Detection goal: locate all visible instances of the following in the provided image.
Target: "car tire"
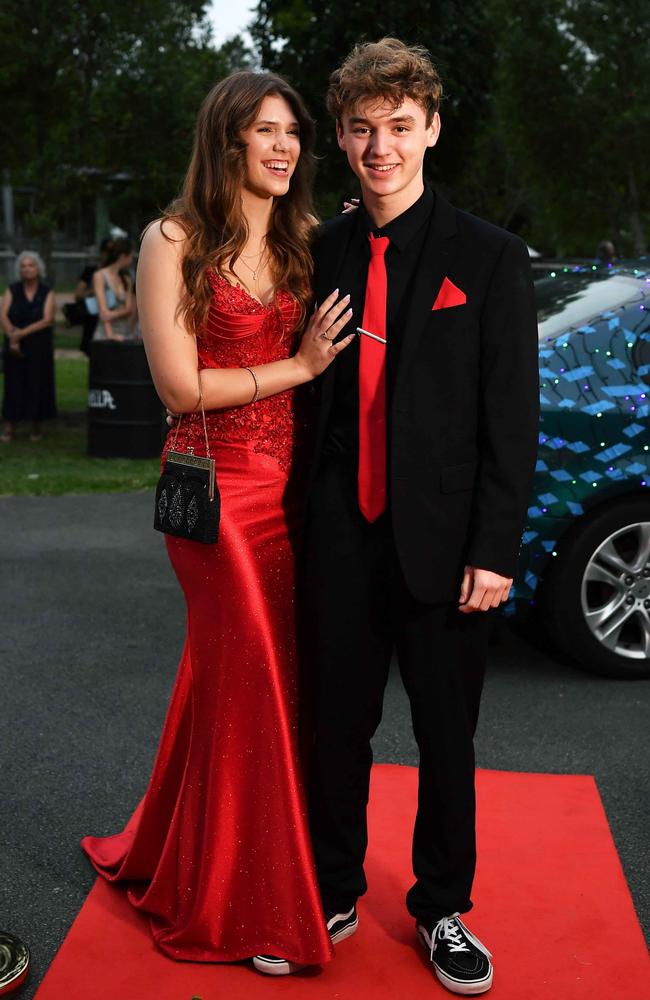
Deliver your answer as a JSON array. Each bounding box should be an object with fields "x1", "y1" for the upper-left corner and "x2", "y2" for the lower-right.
[{"x1": 537, "y1": 497, "x2": 650, "y2": 679}]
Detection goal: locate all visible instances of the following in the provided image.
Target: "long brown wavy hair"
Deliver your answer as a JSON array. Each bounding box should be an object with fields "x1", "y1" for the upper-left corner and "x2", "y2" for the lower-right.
[{"x1": 161, "y1": 71, "x2": 317, "y2": 335}]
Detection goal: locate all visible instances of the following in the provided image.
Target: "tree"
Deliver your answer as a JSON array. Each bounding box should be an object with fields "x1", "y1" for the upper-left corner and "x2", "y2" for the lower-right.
[
  {"x1": 251, "y1": 0, "x2": 650, "y2": 255},
  {"x1": 0, "y1": 0, "x2": 253, "y2": 262},
  {"x1": 489, "y1": 0, "x2": 650, "y2": 254},
  {"x1": 251, "y1": 0, "x2": 501, "y2": 220}
]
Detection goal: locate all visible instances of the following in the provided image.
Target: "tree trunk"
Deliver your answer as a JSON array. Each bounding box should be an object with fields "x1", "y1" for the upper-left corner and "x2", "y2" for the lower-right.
[
  {"x1": 40, "y1": 228, "x2": 54, "y2": 288},
  {"x1": 626, "y1": 166, "x2": 647, "y2": 255}
]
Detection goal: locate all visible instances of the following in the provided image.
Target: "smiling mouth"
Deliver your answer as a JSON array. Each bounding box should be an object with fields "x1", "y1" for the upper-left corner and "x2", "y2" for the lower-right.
[
  {"x1": 365, "y1": 163, "x2": 399, "y2": 171},
  {"x1": 263, "y1": 160, "x2": 289, "y2": 175}
]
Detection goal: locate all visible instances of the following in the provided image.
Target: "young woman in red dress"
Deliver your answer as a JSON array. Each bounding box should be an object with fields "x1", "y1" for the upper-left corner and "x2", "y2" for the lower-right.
[{"x1": 81, "y1": 71, "x2": 354, "y2": 975}]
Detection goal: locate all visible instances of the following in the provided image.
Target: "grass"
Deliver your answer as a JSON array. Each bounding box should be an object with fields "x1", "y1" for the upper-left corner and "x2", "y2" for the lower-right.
[
  {"x1": 56, "y1": 355, "x2": 88, "y2": 409},
  {"x1": 54, "y1": 329, "x2": 84, "y2": 351},
  {"x1": 0, "y1": 354, "x2": 160, "y2": 496}
]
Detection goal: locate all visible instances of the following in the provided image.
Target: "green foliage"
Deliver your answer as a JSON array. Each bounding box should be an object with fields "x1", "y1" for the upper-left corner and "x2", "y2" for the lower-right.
[
  {"x1": 0, "y1": 1, "x2": 253, "y2": 244},
  {"x1": 251, "y1": 0, "x2": 498, "y2": 219},
  {"x1": 250, "y1": 0, "x2": 650, "y2": 254},
  {"x1": 0, "y1": 356, "x2": 159, "y2": 496},
  {"x1": 2, "y1": 0, "x2": 648, "y2": 257},
  {"x1": 491, "y1": 0, "x2": 650, "y2": 254}
]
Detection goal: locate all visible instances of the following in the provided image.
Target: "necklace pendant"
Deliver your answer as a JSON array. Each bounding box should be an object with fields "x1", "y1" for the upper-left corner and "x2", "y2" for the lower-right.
[{"x1": 252, "y1": 270, "x2": 258, "y2": 281}]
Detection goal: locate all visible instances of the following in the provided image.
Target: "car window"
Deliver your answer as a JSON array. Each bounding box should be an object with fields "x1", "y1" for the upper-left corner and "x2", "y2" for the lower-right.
[{"x1": 536, "y1": 272, "x2": 643, "y2": 340}]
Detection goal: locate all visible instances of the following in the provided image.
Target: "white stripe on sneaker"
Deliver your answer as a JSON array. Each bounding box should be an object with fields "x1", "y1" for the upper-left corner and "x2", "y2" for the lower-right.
[
  {"x1": 252, "y1": 954, "x2": 304, "y2": 976},
  {"x1": 327, "y1": 907, "x2": 359, "y2": 944}
]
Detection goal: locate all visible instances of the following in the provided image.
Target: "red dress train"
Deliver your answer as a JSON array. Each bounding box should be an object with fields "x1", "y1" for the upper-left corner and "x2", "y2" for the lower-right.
[{"x1": 82, "y1": 274, "x2": 333, "y2": 967}]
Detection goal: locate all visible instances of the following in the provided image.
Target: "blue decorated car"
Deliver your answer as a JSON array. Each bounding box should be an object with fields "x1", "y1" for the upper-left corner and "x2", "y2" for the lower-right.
[{"x1": 514, "y1": 262, "x2": 650, "y2": 679}]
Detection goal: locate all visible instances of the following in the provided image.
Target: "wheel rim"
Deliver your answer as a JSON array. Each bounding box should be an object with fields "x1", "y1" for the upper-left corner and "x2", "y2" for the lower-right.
[
  {"x1": 581, "y1": 521, "x2": 650, "y2": 661},
  {"x1": 0, "y1": 932, "x2": 30, "y2": 994}
]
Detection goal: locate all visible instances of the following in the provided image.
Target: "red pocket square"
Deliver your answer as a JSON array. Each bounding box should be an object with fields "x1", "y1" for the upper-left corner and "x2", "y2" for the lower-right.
[{"x1": 432, "y1": 277, "x2": 466, "y2": 310}]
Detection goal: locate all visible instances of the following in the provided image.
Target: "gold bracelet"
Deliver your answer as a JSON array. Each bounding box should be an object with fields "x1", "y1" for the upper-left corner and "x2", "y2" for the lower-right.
[{"x1": 245, "y1": 366, "x2": 260, "y2": 403}]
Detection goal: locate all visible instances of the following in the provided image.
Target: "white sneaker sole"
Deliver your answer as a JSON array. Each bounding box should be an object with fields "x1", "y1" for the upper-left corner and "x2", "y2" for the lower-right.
[
  {"x1": 329, "y1": 912, "x2": 359, "y2": 944},
  {"x1": 432, "y1": 964, "x2": 493, "y2": 996},
  {"x1": 252, "y1": 909, "x2": 359, "y2": 974},
  {"x1": 417, "y1": 927, "x2": 493, "y2": 995},
  {"x1": 252, "y1": 955, "x2": 305, "y2": 976}
]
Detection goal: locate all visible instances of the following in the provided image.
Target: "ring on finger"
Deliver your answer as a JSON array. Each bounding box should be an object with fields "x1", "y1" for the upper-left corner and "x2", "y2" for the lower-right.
[{"x1": 320, "y1": 332, "x2": 334, "y2": 341}]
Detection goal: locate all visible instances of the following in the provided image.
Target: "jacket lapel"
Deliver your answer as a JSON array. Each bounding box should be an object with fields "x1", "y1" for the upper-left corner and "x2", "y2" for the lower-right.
[
  {"x1": 395, "y1": 192, "x2": 458, "y2": 394},
  {"x1": 313, "y1": 215, "x2": 357, "y2": 438},
  {"x1": 313, "y1": 214, "x2": 356, "y2": 310}
]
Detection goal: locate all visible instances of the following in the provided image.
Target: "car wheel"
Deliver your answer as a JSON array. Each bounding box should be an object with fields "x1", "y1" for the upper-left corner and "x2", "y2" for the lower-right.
[
  {"x1": 538, "y1": 498, "x2": 650, "y2": 679},
  {"x1": 0, "y1": 930, "x2": 30, "y2": 994}
]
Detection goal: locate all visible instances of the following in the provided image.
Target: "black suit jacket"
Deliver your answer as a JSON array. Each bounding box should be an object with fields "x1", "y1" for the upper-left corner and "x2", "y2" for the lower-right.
[{"x1": 309, "y1": 192, "x2": 540, "y2": 604}]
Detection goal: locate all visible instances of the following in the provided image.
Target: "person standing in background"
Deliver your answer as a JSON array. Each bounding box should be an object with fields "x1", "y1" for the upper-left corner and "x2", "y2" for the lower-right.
[
  {"x1": 72, "y1": 237, "x2": 115, "y2": 354},
  {"x1": 595, "y1": 239, "x2": 618, "y2": 265},
  {"x1": 91, "y1": 237, "x2": 136, "y2": 342},
  {"x1": 1, "y1": 251, "x2": 56, "y2": 443}
]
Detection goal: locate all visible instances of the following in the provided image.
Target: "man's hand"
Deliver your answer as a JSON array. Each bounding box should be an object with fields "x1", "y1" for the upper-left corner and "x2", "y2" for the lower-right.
[{"x1": 458, "y1": 566, "x2": 512, "y2": 613}]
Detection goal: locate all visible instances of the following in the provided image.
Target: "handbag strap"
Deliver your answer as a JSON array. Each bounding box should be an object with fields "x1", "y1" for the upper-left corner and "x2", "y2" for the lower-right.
[{"x1": 171, "y1": 374, "x2": 211, "y2": 459}]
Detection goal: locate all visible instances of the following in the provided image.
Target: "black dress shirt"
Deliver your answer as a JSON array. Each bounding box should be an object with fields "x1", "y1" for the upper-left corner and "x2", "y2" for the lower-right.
[{"x1": 323, "y1": 185, "x2": 435, "y2": 460}]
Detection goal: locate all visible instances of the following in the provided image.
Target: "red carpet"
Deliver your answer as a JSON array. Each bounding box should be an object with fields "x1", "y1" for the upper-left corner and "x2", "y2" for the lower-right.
[{"x1": 36, "y1": 766, "x2": 649, "y2": 999}]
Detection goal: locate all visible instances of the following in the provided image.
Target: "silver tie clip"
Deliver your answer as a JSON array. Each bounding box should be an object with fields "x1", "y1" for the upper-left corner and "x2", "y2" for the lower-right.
[{"x1": 356, "y1": 326, "x2": 387, "y2": 344}]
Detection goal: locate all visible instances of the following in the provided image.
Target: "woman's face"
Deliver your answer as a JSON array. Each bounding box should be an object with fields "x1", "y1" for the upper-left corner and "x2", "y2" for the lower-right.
[
  {"x1": 100, "y1": 241, "x2": 115, "y2": 265},
  {"x1": 240, "y1": 94, "x2": 301, "y2": 200},
  {"x1": 20, "y1": 257, "x2": 39, "y2": 281}
]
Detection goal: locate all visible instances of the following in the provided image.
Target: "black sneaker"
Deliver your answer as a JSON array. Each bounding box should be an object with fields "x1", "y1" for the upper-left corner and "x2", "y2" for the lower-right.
[
  {"x1": 416, "y1": 913, "x2": 493, "y2": 995},
  {"x1": 252, "y1": 954, "x2": 304, "y2": 976},
  {"x1": 326, "y1": 905, "x2": 359, "y2": 943},
  {"x1": 252, "y1": 905, "x2": 358, "y2": 974}
]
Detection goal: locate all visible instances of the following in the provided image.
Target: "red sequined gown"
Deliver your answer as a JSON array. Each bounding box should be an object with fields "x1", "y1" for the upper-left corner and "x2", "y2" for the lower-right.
[{"x1": 82, "y1": 273, "x2": 333, "y2": 967}]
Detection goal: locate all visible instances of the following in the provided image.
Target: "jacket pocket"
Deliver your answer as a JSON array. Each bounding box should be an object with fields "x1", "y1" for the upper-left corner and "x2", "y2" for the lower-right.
[{"x1": 440, "y1": 460, "x2": 477, "y2": 494}]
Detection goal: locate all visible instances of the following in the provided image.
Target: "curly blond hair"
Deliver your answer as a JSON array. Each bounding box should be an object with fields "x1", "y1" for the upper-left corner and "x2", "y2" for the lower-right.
[{"x1": 327, "y1": 37, "x2": 443, "y2": 125}]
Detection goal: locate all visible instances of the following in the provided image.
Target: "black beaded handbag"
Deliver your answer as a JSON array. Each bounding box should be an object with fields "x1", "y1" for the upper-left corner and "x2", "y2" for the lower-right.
[{"x1": 153, "y1": 399, "x2": 220, "y2": 544}]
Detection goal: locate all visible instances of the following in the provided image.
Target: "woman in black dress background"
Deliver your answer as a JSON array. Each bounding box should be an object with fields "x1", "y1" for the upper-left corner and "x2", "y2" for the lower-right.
[{"x1": 1, "y1": 251, "x2": 56, "y2": 442}]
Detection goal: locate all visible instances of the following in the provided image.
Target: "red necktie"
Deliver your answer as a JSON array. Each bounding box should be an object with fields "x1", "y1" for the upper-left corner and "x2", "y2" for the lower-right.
[{"x1": 358, "y1": 234, "x2": 389, "y2": 522}]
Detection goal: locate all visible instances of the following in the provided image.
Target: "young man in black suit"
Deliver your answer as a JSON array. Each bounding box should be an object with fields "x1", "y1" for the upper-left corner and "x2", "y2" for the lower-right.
[{"x1": 302, "y1": 38, "x2": 539, "y2": 994}]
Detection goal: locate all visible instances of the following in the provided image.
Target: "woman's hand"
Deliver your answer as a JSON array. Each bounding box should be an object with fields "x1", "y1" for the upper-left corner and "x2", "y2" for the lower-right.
[
  {"x1": 342, "y1": 197, "x2": 360, "y2": 214},
  {"x1": 294, "y1": 290, "x2": 354, "y2": 379},
  {"x1": 8, "y1": 335, "x2": 22, "y2": 356},
  {"x1": 104, "y1": 319, "x2": 124, "y2": 342}
]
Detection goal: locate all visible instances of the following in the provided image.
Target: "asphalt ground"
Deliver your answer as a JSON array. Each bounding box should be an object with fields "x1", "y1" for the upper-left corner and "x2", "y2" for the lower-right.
[{"x1": 1, "y1": 493, "x2": 649, "y2": 998}]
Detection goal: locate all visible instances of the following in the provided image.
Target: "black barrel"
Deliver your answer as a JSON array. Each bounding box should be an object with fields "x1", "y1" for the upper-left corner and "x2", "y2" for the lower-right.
[{"x1": 87, "y1": 342, "x2": 164, "y2": 458}]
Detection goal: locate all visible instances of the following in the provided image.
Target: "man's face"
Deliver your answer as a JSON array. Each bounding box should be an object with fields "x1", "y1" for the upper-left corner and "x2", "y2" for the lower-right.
[{"x1": 336, "y1": 96, "x2": 440, "y2": 204}]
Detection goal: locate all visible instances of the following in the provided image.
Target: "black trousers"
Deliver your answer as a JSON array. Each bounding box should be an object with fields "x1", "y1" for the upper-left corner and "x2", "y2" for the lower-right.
[
  {"x1": 300, "y1": 458, "x2": 489, "y2": 924},
  {"x1": 79, "y1": 317, "x2": 98, "y2": 356}
]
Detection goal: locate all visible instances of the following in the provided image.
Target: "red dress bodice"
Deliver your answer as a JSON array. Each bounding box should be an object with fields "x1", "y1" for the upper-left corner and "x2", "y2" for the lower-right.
[{"x1": 166, "y1": 272, "x2": 305, "y2": 472}]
